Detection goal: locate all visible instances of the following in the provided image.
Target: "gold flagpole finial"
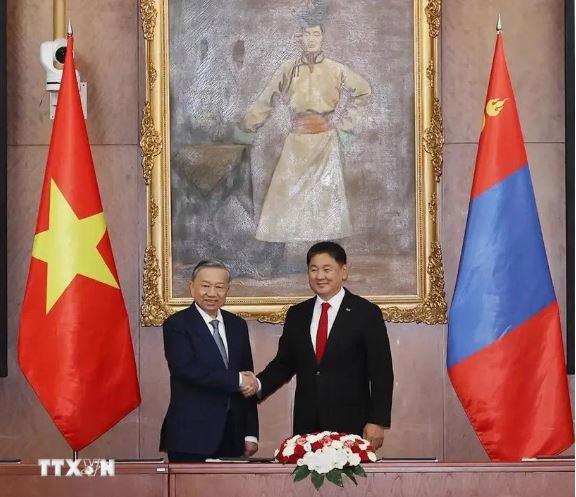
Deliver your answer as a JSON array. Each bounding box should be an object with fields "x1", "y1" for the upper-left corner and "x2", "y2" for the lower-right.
[{"x1": 496, "y1": 14, "x2": 502, "y2": 33}]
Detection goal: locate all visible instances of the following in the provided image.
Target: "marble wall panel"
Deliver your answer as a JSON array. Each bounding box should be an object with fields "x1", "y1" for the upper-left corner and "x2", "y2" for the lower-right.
[
  {"x1": 6, "y1": 0, "x2": 52, "y2": 145},
  {"x1": 138, "y1": 325, "x2": 168, "y2": 458},
  {"x1": 442, "y1": 0, "x2": 565, "y2": 144},
  {"x1": 247, "y1": 322, "x2": 294, "y2": 457},
  {"x1": 380, "y1": 323, "x2": 444, "y2": 459},
  {"x1": 70, "y1": 0, "x2": 139, "y2": 145},
  {"x1": 7, "y1": 0, "x2": 138, "y2": 146}
]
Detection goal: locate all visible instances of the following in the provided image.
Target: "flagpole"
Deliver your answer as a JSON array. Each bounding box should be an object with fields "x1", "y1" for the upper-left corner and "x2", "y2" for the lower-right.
[
  {"x1": 68, "y1": 19, "x2": 77, "y2": 465},
  {"x1": 53, "y1": 0, "x2": 66, "y2": 39}
]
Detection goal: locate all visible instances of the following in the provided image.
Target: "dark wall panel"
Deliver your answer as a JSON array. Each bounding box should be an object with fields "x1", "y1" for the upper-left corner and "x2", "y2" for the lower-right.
[
  {"x1": 0, "y1": 0, "x2": 7, "y2": 377},
  {"x1": 566, "y1": 0, "x2": 574, "y2": 375}
]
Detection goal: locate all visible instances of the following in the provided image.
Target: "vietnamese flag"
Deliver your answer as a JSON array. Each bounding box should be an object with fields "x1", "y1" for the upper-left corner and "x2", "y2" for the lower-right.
[
  {"x1": 18, "y1": 32, "x2": 140, "y2": 450},
  {"x1": 447, "y1": 31, "x2": 573, "y2": 460}
]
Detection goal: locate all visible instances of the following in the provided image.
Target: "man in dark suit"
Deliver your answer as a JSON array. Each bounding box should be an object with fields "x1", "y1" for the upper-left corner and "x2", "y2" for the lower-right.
[
  {"x1": 243, "y1": 242, "x2": 393, "y2": 449},
  {"x1": 160, "y1": 261, "x2": 259, "y2": 462}
]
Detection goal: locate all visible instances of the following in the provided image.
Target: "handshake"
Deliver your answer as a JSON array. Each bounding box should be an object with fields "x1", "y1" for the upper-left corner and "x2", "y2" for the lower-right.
[{"x1": 240, "y1": 371, "x2": 259, "y2": 398}]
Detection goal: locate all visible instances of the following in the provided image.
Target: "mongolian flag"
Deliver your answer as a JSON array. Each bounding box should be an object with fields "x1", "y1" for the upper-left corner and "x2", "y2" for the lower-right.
[
  {"x1": 18, "y1": 32, "x2": 140, "y2": 450},
  {"x1": 447, "y1": 31, "x2": 574, "y2": 461}
]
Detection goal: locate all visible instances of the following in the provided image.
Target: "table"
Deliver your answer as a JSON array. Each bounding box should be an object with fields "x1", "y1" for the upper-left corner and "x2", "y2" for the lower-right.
[{"x1": 0, "y1": 460, "x2": 572, "y2": 497}]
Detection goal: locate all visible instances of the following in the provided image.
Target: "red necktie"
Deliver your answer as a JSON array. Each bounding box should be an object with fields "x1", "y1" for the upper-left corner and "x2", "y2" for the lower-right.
[{"x1": 315, "y1": 302, "x2": 330, "y2": 363}]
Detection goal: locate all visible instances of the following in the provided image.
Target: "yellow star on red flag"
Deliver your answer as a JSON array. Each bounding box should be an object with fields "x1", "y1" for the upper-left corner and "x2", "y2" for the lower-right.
[{"x1": 32, "y1": 179, "x2": 118, "y2": 313}]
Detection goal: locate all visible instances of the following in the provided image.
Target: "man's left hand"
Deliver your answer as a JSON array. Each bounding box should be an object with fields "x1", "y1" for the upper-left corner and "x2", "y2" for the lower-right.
[
  {"x1": 244, "y1": 441, "x2": 258, "y2": 457},
  {"x1": 363, "y1": 423, "x2": 385, "y2": 451}
]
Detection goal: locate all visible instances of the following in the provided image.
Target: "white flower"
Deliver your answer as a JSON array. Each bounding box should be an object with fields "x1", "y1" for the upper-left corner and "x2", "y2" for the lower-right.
[
  {"x1": 303, "y1": 442, "x2": 312, "y2": 452},
  {"x1": 347, "y1": 453, "x2": 361, "y2": 466},
  {"x1": 358, "y1": 443, "x2": 368, "y2": 450},
  {"x1": 314, "y1": 454, "x2": 334, "y2": 474},
  {"x1": 368, "y1": 452, "x2": 377, "y2": 462},
  {"x1": 323, "y1": 446, "x2": 348, "y2": 469},
  {"x1": 301, "y1": 450, "x2": 336, "y2": 475},
  {"x1": 316, "y1": 462, "x2": 333, "y2": 474},
  {"x1": 282, "y1": 444, "x2": 295, "y2": 457},
  {"x1": 321, "y1": 446, "x2": 337, "y2": 460},
  {"x1": 301, "y1": 452, "x2": 321, "y2": 471}
]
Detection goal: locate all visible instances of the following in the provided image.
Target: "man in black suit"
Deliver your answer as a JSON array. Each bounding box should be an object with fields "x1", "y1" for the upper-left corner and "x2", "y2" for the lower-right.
[
  {"x1": 160, "y1": 261, "x2": 259, "y2": 461},
  {"x1": 243, "y1": 242, "x2": 393, "y2": 449}
]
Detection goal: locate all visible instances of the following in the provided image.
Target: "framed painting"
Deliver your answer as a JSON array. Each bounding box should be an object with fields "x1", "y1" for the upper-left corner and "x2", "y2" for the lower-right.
[{"x1": 140, "y1": 0, "x2": 446, "y2": 325}]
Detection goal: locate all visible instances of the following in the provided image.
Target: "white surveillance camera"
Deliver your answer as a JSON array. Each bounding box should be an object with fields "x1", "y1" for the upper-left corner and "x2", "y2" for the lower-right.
[
  {"x1": 40, "y1": 38, "x2": 68, "y2": 90},
  {"x1": 39, "y1": 37, "x2": 87, "y2": 119}
]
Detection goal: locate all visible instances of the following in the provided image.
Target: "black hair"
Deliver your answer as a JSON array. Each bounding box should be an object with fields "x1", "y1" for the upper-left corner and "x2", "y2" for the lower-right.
[
  {"x1": 306, "y1": 241, "x2": 347, "y2": 266},
  {"x1": 301, "y1": 22, "x2": 324, "y2": 32}
]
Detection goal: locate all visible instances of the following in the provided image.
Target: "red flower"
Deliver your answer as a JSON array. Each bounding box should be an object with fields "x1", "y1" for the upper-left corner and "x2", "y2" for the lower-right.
[
  {"x1": 294, "y1": 444, "x2": 306, "y2": 459},
  {"x1": 311, "y1": 441, "x2": 323, "y2": 451}
]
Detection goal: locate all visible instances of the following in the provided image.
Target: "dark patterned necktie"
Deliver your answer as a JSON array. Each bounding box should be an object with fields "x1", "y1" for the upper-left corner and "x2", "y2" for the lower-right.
[{"x1": 210, "y1": 319, "x2": 228, "y2": 368}]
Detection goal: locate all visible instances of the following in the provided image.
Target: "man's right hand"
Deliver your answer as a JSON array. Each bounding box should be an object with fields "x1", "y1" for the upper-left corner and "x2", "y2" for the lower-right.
[{"x1": 240, "y1": 371, "x2": 258, "y2": 397}]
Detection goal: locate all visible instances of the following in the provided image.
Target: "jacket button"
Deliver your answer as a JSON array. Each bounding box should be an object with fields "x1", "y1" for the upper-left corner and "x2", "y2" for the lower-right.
[{"x1": 316, "y1": 371, "x2": 320, "y2": 376}]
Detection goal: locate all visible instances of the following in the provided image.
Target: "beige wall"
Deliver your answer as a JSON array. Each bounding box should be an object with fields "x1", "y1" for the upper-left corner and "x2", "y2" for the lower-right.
[{"x1": 0, "y1": 0, "x2": 571, "y2": 462}]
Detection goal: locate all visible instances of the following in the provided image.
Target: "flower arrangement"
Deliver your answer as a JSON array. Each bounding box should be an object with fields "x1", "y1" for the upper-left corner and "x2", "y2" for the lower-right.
[{"x1": 275, "y1": 432, "x2": 377, "y2": 489}]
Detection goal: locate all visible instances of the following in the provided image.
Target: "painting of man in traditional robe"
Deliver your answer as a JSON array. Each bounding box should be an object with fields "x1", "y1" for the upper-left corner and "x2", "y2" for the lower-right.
[
  {"x1": 238, "y1": 16, "x2": 371, "y2": 242},
  {"x1": 169, "y1": 0, "x2": 417, "y2": 298}
]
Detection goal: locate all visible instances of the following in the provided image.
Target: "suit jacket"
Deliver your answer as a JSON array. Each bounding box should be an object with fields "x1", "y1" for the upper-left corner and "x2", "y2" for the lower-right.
[
  {"x1": 258, "y1": 289, "x2": 393, "y2": 436},
  {"x1": 160, "y1": 304, "x2": 258, "y2": 455}
]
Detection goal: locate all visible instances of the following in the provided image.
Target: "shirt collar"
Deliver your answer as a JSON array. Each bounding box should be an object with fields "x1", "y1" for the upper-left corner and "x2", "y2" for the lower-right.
[
  {"x1": 298, "y1": 51, "x2": 325, "y2": 66},
  {"x1": 194, "y1": 303, "x2": 223, "y2": 328},
  {"x1": 315, "y1": 286, "x2": 346, "y2": 309}
]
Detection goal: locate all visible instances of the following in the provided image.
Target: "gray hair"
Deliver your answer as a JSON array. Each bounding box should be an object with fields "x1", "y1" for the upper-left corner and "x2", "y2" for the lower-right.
[{"x1": 191, "y1": 260, "x2": 231, "y2": 281}]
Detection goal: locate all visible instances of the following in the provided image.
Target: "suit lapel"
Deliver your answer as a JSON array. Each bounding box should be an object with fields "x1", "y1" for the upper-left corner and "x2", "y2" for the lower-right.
[
  {"x1": 187, "y1": 304, "x2": 228, "y2": 369},
  {"x1": 322, "y1": 289, "x2": 354, "y2": 364},
  {"x1": 222, "y1": 312, "x2": 238, "y2": 371},
  {"x1": 299, "y1": 298, "x2": 317, "y2": 366}
]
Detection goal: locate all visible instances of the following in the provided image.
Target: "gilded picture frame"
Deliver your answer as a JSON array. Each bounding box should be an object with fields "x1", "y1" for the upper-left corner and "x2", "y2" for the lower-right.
[{"x1": 140, "y1": 0, "x2": 446, "y2": 325}]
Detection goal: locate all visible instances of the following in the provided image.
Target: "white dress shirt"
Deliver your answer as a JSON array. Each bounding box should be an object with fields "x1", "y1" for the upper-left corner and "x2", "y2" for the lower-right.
[
  {"x1": 310, "y1": 287, "x2": 346, "y2": 352},
  {"x1": 195, "y1": 303, "x2": 258, "y2": 445},
  {"x1": 195, "y1": 304, "x2": 228, "y2": 355},
  {"x1": 255, "y1": 287, "x2": 346, "y2": 395}
]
